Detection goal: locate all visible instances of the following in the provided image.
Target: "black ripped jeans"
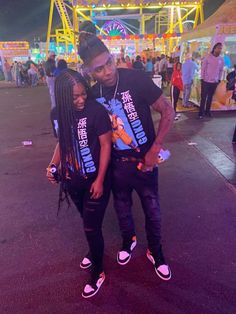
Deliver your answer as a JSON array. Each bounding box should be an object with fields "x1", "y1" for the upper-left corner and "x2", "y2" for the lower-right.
[
  {"x1": 66, "y1": 174, "x2": 111, "y2": 275},
  {"x1": 112, "y1": 161, "x2": 162, "y2": 258}
]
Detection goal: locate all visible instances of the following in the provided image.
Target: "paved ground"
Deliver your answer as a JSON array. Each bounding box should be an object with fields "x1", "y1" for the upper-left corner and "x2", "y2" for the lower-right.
[{"x1": 0, "y1": 84, "x2": 235, "y2": 314}]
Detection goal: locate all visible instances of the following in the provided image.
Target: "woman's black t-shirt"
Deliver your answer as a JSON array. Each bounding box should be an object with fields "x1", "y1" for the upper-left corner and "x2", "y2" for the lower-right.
[
  {"x1": 92, "y1": 68, "x2": 162, "y2": 159},
  {"x1": 72, "y1": 100, "x2": 111, "y2": 178}
]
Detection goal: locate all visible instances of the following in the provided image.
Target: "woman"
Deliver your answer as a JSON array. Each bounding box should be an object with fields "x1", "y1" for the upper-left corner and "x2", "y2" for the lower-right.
[
  {"x1": 171, "y1": 62, "x2": 183, "y2": 120},
  {"x1": 46, "y1": 69, "x2": 112, "y2": 298}
]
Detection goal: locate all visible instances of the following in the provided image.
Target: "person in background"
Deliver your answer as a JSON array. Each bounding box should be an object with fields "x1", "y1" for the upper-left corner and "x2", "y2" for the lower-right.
[
  {"x1": 166, "y1": 57, "x2": 174, "y2": 86},
  {"x1": 4, "y1": 59, "x2": 12, "y2": 82},
  {"x1": 145, "y1": 58, "x2": 154, "y2": 77},
  {"x1": 171, "y1": 62, "x2": 183, "y2": 120},
  {"x1": 199, "y1": 42, "x2": 224, "y2": 119},
  {"x1": 182, "y1": 53, "x2": 198, "y2": 107},
  {"x1": 117, "y1": 57, "x2": 128, "y2": 69},
  {"x1": 154, "y1": 57, "x2": 160, "y2": 75},
  {"x1": 12, "y1": 61, "x2": 21, "y2": 87},
  {"x1": 125, "y1": 56, "x2": 132, "y2": 69},
  {"x1": 45, "y1": 51, "x2": 57, "y2": 109},
  {"x1": 38, "y1": 63, "x2": 46, "y2": 85},
  {"x1": 226, "y1": 64, "x2": 236, "y2": 91},
  {"x1": 28, "y1": 63, "x2": 38, "y2": 87},
  {"x1": 53, "y1": 59, "x2": 68, "y2": 77},
  {"x1": 25, "y1": 56, "x2": 36, "y2": 71},
  {"x1": 159, "y1": 54, "x2": 168, "y2": 87},
  {"x1": 133, "y1": 55, "x2": 144, "y2": 70}
]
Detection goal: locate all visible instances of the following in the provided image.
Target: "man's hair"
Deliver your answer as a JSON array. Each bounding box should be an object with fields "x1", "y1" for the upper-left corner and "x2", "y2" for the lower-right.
[
  {"x1": 54, "y1": 69, "x2": 91, "y2": 183},
  {"x1": 211, "y1": 42, "x2": 222, "y2": 54},
  {"x1": 57, "y1": 59, "x2": 68, "y2": 71},
  {"x1": 78, "y1": 32, "x2": 109, "y2": 65}
]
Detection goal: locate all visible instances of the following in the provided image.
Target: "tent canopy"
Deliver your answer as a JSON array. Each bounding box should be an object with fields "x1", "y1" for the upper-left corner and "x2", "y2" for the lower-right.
[{"x1": 182, "y1": 0, "x2": 236, "y2": 41}]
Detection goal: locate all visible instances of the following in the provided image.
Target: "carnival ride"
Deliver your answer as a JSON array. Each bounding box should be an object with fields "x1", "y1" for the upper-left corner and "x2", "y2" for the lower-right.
[{"x1": 46, "y1": 0, "x2": 204, "y2": 59}]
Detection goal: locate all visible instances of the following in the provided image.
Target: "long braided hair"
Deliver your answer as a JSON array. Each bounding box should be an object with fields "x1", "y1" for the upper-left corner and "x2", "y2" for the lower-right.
[{"x1": 54, "y1": 69, "x2": 91, "y2": 210}]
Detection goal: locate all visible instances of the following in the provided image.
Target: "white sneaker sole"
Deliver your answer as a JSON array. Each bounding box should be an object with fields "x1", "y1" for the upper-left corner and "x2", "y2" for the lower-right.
[
  {"x1": 146, "y1": 252, "x2": 172, "y2": 281},
  {"x1": 82, "y1": 274, "x2": 105, "y2": 298},
  {"x1": 80, "y1": 257, "x2": 92, "y2": 269},
  {"x1": 117, "y1": 240, "x2": 137, "y2": 266}
]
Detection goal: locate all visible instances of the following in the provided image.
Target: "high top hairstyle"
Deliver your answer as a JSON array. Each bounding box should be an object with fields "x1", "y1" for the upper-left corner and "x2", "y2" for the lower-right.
[
  {"x1": 78, "y1": 32, "x2": 109, "y2": 65},
  {"x1": 55, "y1": 69, "x2": 91, "y2": 184}
]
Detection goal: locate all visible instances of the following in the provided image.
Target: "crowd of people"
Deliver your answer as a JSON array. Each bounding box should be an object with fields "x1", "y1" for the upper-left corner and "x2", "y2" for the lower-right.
[{"x1": 2, "y1": 57, "x2": 46, "y2": 87}]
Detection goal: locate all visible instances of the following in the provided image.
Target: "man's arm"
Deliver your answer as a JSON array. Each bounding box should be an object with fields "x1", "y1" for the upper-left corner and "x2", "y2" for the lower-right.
[{"x1": 143, "y1": 94, "x2": 175, "y2": 169}]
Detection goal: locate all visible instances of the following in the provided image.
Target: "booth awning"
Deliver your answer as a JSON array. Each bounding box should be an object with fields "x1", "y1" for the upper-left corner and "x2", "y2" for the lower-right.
[{"x1": 181, "y1": 0, "x2": 236, "y2": 41}]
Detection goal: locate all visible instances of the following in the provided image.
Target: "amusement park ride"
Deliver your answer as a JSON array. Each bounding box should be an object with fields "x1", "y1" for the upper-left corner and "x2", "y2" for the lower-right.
[{"x1": 46, "y1": 0, "x2": 204, "y2": 59}]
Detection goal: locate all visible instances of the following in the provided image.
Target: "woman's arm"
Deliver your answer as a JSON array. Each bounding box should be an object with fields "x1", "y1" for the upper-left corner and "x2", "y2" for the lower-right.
[{"x1": 90, "y1": 131, "x2": 112, "y2": 199}]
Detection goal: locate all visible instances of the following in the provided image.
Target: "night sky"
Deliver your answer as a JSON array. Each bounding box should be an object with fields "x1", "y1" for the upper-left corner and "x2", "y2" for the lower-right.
[{"x1": 0, "y1": 0, "x2": 225, "y2": 42}]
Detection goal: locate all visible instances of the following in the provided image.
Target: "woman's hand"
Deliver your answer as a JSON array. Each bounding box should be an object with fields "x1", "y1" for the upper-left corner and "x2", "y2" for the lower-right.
[
  {"x1": 90, "y1": 178, "x2": 103, "y2": 199},
  {"x1": 46, "y1": 166, "x2": 58, "y2": 184}
]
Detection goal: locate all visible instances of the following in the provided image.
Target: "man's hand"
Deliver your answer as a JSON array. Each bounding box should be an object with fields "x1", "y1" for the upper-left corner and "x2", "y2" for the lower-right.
[{"x1": 141, "y1": 142, "x2": 161, "y2": 172}]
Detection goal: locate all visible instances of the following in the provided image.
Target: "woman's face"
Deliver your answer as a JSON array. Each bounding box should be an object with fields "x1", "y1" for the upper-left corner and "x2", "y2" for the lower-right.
[
  {"x1": 73, "y1": 83, "x2": 87, "y2": 111},
  {"x1": 176, "y1": 63, "x2": 181, "y2": 71}
]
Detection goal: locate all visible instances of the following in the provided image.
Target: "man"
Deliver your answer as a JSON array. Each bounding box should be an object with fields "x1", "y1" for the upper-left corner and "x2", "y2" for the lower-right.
[
  {"x1": 182, "y1": 53, "x2": 198, "y2": 107},
  {"x1": 78, "y1": 33, "x2": 175, "y2": 291},
  {"x1": 133, "y1": 55, "x2": 144, "y2": 70},
  {"x1": 45, "y1": 51, "x2": 56, "y2": 109},
  {"x1": 199, "y1": 42, "x2": 224, "y2": 118}
]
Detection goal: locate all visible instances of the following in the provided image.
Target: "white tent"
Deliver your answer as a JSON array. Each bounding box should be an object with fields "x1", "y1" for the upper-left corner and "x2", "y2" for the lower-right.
[{"x1": 181, "y1": 0, "x2": 236, "y2": 41}]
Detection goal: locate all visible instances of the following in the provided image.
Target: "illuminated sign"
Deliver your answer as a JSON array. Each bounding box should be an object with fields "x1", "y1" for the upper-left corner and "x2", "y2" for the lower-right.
[
  {"x1": 217, "y1": 24, "x2": 236, "y2": 35},
  {"x1": 102, "y1": 20, "x2": 127, "y2": 36},
  {"x1": 0, "y1": 41, "x2": 29, "y2": 50},
  {"x1": 0, "y1": 42, "x2": 29, "y2": 58}
]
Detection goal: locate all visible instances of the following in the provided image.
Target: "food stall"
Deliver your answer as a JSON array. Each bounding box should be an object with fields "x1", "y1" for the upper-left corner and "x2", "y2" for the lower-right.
[{"x1": 180, "y1": 0, "x2": 236, "y2": 110}]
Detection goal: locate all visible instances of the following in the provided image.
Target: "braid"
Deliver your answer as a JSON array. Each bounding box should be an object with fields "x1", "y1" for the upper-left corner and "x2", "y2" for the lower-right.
[{"x1": 55, "y1": 69, "x2": 90, "y2": 185}]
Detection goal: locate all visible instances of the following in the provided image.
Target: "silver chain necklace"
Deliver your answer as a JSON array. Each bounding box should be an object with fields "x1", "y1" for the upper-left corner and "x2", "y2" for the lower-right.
[{"x1": 99, "y1": 72, "x2": 119, "y2": 100}]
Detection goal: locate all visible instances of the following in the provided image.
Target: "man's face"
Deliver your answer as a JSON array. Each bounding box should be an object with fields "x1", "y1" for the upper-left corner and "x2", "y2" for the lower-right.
[
  {"x1": 214, "y1": 45, "x2": 222, "y2": 57},
  {"x1": 73, "y1": 83, "x2": 87, "y2": 111},
  {"x1": 88, "y1": 51, "x2": 117, "y2": 87}
]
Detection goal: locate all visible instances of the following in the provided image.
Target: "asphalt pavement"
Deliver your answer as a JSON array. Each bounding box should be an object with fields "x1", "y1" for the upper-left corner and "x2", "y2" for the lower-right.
[{"x1": 0, "y1": 84, "x2": 235, "y2": 314}]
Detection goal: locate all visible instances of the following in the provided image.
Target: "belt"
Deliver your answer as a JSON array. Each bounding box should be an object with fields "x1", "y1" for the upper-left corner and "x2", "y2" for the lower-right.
[{"x1": 115, "y1": 156, "x2": 143, "y2": 163}]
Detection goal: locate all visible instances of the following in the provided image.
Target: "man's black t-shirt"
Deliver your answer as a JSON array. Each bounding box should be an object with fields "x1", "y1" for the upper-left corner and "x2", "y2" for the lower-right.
[
  {"x1": 70, "y1": 100, "x2": 111, "y2": 178},
  {"x1": 92, "y1": 68, "x2": 162, "y2": 159}
]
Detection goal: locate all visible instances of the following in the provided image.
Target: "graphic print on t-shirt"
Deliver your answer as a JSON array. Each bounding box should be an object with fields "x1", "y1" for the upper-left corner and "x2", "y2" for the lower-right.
[
  {"x1": 96, "y1": 90, "x2": 147, "y2": 151},
  {"x1": 76, "y1": 117, "x2": 96, "y2": 175}
]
